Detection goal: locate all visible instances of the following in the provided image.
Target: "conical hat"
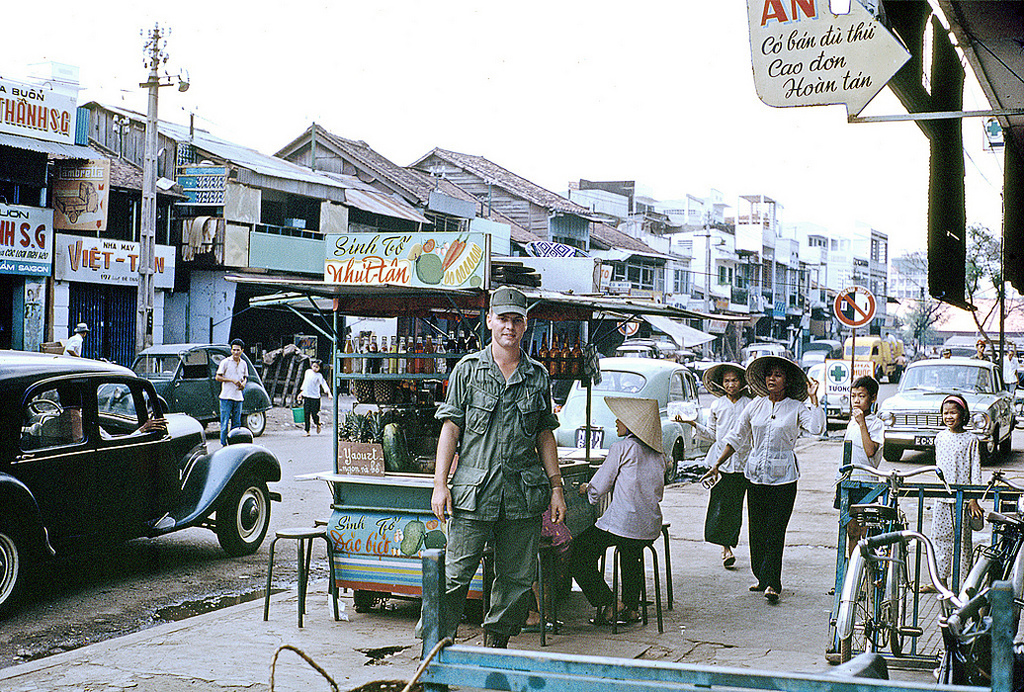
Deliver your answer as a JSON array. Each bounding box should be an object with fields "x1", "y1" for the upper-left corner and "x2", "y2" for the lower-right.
[
  {"x1": 746, "y1": 355, "x2": 808, "y2": 401},
  {"x1": 703, "y1": 362, "x2": 747, "y2": 397},
  {"x1": 604, "y1": 396, "x2": 663, "y2": 453}
]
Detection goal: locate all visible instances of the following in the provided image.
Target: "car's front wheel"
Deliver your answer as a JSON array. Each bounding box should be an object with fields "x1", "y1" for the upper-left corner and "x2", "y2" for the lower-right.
[
  {"x1": 0, "y1": 526, "x2": 26, "y2": 617},
  {"x1": 216, "y1": 477, "x2": 271, "y2": 556},
  {"x1": 244, "y1": 410, "x2": 267, "y2": 437}
]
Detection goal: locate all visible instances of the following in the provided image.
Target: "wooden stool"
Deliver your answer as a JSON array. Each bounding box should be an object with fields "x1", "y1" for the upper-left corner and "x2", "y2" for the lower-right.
[{"x1": 263, "y1": 527, "x2": 339, "y2": 627}]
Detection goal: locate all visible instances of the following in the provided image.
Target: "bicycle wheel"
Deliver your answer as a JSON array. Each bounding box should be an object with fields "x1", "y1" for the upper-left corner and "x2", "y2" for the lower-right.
[
  {"x1": 840, "y1": 569, "x2": 877, "y2": 662},
  {"x1": 886, "y1": 543, "x2": 913, "y2": 657}
]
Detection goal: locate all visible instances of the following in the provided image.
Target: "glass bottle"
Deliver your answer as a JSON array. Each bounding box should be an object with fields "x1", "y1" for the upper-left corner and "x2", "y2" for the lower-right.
[
  {"x1": 435, "y1": 335, "x2": 447, "y2": 375},
  {"x1": 560, "y1": 336, "x2": 572, "y2": 376},
  {"x1": 530, "y1": 338, "x2": 539, "y2": 361},
  {"x1": 456, "y1": 330, "x2": 467, "y2": 355},
  {"x1": 538, "y1": 335, "x2": 548, "y2": 371},
  {"x1": 342, "y1": 336, "x2": 354, "y2": 374},
  {"x1": 446, "y1": 330, "x2": 459, "y2": 372},
  {"x1": 467, "y1": 330, "x2": 480, "y2": 352},
  {"x1": 572, "y1": 337, "x2": 583, "y2": 377},
  {"x1": 548, "y1": 335, "x2": 560, "y2": 377},
  {"x1": 414, "y1": 336, "x2": 424, "y2": 375},
  {"x1": 368, "y1": 334, "x2": 380, "y2": 374},
  {"x1": 353, "y1": 336, "x2": 364, "y2": 375},
  {"x1": 423, "y1": 335, "x2": 435, "y2": 374},
  {"x1": 397, "y1": 336, "x2": 407, "y2": 374},
  {"x1": 389, "y1": 336, "x2": 399, "y2": 374}
]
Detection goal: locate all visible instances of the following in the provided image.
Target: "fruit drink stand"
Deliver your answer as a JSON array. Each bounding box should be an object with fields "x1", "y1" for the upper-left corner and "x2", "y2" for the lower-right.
[{"x1": 232, "y1": 232, "x2": 718, "y2": 610}]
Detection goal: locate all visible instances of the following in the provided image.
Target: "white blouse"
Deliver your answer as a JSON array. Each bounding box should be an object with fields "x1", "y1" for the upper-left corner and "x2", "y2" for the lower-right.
[
  {"x1": 934, "y1": 429, "x2": 982, "y2": 506},
  {"x1": 723, "y1": 396, "x2": 825, "y2": 486},
  {"x1": 693, "y1": 395, "x2": 752, "y2": 474}
]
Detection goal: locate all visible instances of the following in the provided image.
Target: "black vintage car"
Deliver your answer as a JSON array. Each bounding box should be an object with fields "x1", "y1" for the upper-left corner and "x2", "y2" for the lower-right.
[
  {"x1": 132, "y1": 344, "x2": 273, "y2": 437},
  {"x1": 0, "y1": 351, "x2": 282, "y2": 615}
]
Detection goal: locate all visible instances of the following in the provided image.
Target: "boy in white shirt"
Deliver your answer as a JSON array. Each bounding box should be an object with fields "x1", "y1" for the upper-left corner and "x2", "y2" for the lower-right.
[{"x1": 835, "y1": 376, "x2": 884, "y2": 555}]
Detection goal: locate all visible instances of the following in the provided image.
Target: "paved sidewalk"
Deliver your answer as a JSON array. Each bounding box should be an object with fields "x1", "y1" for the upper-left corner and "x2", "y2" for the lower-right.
[{"x1": 0, "y1": 437, "x2": 936, "y2": 692}]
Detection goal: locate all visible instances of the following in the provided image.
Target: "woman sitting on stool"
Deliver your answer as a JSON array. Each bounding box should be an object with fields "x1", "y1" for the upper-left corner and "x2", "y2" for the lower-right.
[{"x1": 571, "y1": 397, "x2": 665, "y2": 625}]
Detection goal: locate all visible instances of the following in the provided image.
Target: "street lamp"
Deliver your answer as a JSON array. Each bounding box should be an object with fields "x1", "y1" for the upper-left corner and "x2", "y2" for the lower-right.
[{"x1": 137, "y1": 23, "x2": 188, "y2": 355}]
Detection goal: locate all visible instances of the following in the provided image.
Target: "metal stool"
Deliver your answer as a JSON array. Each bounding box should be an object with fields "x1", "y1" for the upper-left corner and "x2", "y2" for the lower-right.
[
  {"x1": 263, "y1": 527, "x2": 339, "y2": 627},
  {"x1": 597, "y1": 541, "x2": 664, "y2": 634},
  {"x1": 661, "y1": 522, "x2": 673, "y2": 610}
]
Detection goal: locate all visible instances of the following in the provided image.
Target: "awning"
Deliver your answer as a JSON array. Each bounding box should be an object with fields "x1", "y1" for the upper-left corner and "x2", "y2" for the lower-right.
[
  {"x1": 344, "y1": 188, "x2": 430, "y2": 224},
  {"x1": 642, "y1": 314, "x2": 715, "y2": 347},
  {"x1": 0, "y1": 131, "x2": 97, "y2": 159}
]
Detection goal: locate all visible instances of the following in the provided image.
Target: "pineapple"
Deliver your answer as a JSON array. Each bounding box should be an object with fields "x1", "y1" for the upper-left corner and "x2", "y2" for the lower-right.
[{"x1": 366, "y1": 410, "x2": 386, "y2": 444}]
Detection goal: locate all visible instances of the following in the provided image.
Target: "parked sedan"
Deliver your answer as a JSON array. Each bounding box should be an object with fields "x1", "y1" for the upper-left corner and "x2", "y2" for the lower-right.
[
  {"x1": 878, "y1": 357, "x2": 1015, "y2": 464},
  {"x1": 0, "y1": 351, "x2": 282, "y2": 616},
  {"x1": 133, "y1": 344, "x2": 272, "y2": 436},
  {"x1": 555, "y1": 357, "x2": 710, "y2": 482}
]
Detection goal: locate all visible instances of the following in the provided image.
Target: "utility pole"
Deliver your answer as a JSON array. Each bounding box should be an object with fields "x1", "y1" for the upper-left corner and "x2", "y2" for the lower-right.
[{"x1": 137, "y1": 24, "x2": 188, "y2": 355}]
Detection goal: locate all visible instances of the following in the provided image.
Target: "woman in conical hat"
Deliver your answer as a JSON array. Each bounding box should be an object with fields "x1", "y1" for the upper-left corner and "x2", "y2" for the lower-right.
[
  {"x1": 571, "y1": 397, "x2": 665, "y2": 625},
  {"x1": 703, "y1": 355, "x2": 823, "y2": 604},
  {"x1": 678, "y1": 363, "x2": 751, "y2": 569}
]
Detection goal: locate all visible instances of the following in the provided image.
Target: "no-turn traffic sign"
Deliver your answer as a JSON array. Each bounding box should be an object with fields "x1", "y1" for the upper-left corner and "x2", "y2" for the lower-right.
[{"x1": 833, "y1": 286, "x2": 876, "y2": 328}]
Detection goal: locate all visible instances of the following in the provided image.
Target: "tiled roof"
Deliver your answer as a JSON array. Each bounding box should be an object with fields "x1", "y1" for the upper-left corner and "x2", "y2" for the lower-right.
[
  {"x1": 86, "y1": 139, "x2": 186, "y2": 198},
  {"x1": 413, "y1": 147, "x2": 592, "y2": 217},
  {"x1": 590, "y1": 222, "x2": 660, "y2": 254},
  {"x1": 278, "y1": 125, "x2": 435, "y2": 205}
]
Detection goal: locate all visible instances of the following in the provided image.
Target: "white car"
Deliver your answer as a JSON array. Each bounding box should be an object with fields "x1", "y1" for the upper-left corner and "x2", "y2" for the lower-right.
[{"x1": 555, "y1": 357, "x2": 710, "y2": 483}]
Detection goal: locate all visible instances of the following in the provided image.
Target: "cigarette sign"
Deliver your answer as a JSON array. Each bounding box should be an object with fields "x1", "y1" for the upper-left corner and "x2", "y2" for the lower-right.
[{"x1": 833, "y1": 286, "x2": 876, "y2": 328}]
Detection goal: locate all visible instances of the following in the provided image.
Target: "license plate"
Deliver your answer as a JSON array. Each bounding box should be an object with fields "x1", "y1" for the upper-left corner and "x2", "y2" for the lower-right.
[
  {"x1": 914, "y1": 435, "x2": 935, "y2": 446},
  {"x1": 576, "y1": 427, "x2": 604, "y2": 448}
]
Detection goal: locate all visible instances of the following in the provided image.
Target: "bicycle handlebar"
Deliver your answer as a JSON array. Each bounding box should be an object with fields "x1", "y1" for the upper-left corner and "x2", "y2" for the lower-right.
[
  {"x1": 946, "y1": 592, "x2": 990, "y2": 639},
  {"x1": 839, "y1": 463, "x2": 946, "y2": 483},
  {"x1": 859, "y1": 530, "x2": 960, "y2": 604},
  {"x1": 987, "y1": 470, "x2": 1024, "y2": 493}
]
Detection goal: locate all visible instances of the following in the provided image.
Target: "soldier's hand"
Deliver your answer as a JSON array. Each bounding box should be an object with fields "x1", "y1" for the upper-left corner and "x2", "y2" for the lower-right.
[{"x1": 431, "y1": 485, "x2": 452, "y2": 525}]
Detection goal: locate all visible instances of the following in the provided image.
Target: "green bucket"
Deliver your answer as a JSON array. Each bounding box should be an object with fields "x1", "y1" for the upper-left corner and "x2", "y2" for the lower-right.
[{"x1": 292, "y1": 406, "x2": 305, "y2": 424}]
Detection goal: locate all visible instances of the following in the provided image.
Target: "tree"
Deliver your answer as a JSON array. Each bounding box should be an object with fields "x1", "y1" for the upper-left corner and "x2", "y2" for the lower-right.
[
  {"x1": 892, "y1": 251, "x2": 944, "y2": 350},
  {"x1": 964, "y1": 223, "x2": 1024, "y2": 345}
]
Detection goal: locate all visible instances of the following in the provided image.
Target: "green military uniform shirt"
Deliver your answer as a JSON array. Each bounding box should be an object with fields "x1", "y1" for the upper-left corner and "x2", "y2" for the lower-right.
[{"x1": 436, "y1": 345, "x2": 559, "y2": 521}]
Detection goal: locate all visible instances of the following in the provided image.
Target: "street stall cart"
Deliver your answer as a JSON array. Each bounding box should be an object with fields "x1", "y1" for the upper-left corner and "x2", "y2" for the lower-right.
[{"x1": 231, "y1": 233, "x2": 724, "y2": 611}]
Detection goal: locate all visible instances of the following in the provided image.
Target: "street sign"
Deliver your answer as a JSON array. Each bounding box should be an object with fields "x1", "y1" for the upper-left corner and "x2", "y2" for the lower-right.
[
  {"x1": 746, "y1": 0, "x2": 911, "y2": 116},
  {"x1": 833, "y1": 286, "x2": 876, "y2": 328},
  {"x1": 824, "y1": 358, "x2": 873, "y2": 400}
]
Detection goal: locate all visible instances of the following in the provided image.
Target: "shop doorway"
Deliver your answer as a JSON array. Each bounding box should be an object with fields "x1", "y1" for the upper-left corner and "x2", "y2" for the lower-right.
[
  {"x1": 68, "y1": 284, "x2": 138, "y2": 366},
  {"x1": 0, "y1": 276, "x2": 13, "y2": 349}
]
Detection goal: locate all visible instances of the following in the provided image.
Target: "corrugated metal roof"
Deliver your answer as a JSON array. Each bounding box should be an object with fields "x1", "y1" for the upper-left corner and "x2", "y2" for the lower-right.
[
  {"x1": 0, "y1": 131, "x2": 96, "y2": 159},
  {"x1": 344, "y1": 188, "x2": 430, "y2": 224}
]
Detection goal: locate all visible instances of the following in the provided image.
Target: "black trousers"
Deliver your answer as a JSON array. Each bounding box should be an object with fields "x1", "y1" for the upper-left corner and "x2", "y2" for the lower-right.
[
  {"x1": 570, "y1": 526, "x2": 648, "y2": 611},
  {"x1": 746, "y1": 481, "x2": 797, "y2": 592},
  {"x1": 303, "y1": 397, "x2": 322, "y2": 432},
  {"x1": 705, "y1": 471, "x2": 748, "y2": 548}
]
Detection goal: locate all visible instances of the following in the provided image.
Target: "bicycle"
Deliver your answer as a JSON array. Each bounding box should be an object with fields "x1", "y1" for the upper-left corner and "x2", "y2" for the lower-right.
[
  {"x1": 834, "y1": 463, "x2": 950, "y2": 662},
  {"x1": 837, "y1": 528, "x2": 962, "y2": 663}
]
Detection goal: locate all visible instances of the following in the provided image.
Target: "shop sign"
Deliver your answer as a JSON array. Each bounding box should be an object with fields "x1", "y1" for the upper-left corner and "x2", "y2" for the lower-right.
[
  {"x1": 708, "y1": 320, "x2": 730, "y2": 333},
  {"x1": 338, "y1": 441, "x2": 385, "y2": 476},
  {"x1": 326, "y1": 510, "x2": 446, "y2": 559},
  {"x1": 524, "y1": 240, "x2": 588, "y2": 258},
  {"x1": 325, "y1": 232, "x2": 488, "y2": 289},
  {"x1": 53, "y1": 159, "x2": 110, "y2": 231},
  {"x1": 0, "y1": 203, "x2": 53, "y2": 277},
  {"x1": 0, "y1": 77, "x2": 77, "y2": 145},
  {"x1": 54, "y1": 233, "x2": 175, "y2": 288},
  {"x1": 177, "y1": 165, "x2": 228, "y2": 206},
  {"x1": 823, "y1": 358, "x2": 873, "y2": 400}
]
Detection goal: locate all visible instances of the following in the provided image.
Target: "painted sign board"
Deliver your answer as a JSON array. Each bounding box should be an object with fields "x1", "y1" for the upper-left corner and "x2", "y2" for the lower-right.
[
  {"x1": 824, "y1": 357, "x2": 873, "y2": 400},
  {"x1": 325, "y1": 232, "x2": 488, "y2": 289},
  {"x1": 177, "y1": 165, "x2": 228, "y2": 206},
  {"x1": 833, "y1": 285, "x2": 876, "y2": 328},
  {"x1": 337, "y1": 442, "x2": 386, "y2": 477},
  {"x1": 524, "y1": 240, "x2": 589, "y2": 258},
  {"x1": 746, "y1": 0, "x2": 910, "y2": 116},
  {"x1": 0, "y1": 77, "x2": 77, "y2": 145},
  {"x1": 0, "y1": 203, "x2": 53, "y2": 277},
  {"x1": 53, "y1": 160, "x2": 110, "y2": 231},
  {"x1": 54, "y1": 233, "x2": 175, "y2": 288}
]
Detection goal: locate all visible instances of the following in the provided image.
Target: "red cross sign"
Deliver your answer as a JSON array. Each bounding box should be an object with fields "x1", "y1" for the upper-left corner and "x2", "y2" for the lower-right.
[{"x1": 833, "y1": 286, "x2": 876, "y2": 328}]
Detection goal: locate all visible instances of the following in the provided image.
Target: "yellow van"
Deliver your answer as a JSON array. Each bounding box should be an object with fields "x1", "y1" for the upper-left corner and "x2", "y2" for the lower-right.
[{"x1": 843, "y1": 336, "x2": 904, "y2": 383}]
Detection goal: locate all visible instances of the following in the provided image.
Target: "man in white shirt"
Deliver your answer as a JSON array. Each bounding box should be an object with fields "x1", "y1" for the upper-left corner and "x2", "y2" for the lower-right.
[
  {"x1": 63, "y1": 323, "x2": 90, "y2": 357},
  {"x1": 215, "y1": 339, "x2": 248, "y2": 445}
]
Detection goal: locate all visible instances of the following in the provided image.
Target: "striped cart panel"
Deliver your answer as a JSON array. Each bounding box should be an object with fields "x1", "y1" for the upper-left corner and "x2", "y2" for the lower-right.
[{"x1": 333, "y1": 553, "x2": 484, "y2": 599}]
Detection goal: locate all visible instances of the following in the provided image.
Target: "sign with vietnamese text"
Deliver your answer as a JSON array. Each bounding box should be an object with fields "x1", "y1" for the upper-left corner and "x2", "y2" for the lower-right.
[
  {"x1": 177, "y1": 165, "x2": 228, "y2": 206},
  {"x1": 0, "y1": 78, "x2": 77, "y2": 145},
  {"x1": 325, "y1": 232, "x2": 487, "y2": 289},
  {"x1": 337, "y1": 441, "x2": 386, "y2": 477},
  {"x1": 747, "y1": 0, "x2": 910, "y2": 116},
  {"x1": 824, "y1": 358, "x2": 873, "y2": 400},
  {"x1": 833, "y1": 285, "x2": 876, "y2": 328},
  {"x1": 0, "y1": 203, "x2": 53, "y2": 277},
  {"x1": 53, "y1": 160, "x2": 110, "y2": 231},
  {"x1": 327, "y1": 510, "x2": 446, "y2": 558},
  {"x1": 54, "y1": 233, "x2": 175, "y2": 288}
]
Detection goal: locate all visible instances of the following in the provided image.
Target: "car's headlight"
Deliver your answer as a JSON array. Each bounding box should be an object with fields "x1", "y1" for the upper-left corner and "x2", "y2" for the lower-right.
[
  {"x1": 970, "y1": 411, "x2": 992, "y2": 432},
  {"x1": 879, "y1": 411, "x2": 895, "y2": 426}
]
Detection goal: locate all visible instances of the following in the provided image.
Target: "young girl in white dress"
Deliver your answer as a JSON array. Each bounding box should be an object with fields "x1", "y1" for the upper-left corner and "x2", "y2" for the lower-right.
[{"x1": 929, "y1": 394, "x2": 984, "y2": 591}]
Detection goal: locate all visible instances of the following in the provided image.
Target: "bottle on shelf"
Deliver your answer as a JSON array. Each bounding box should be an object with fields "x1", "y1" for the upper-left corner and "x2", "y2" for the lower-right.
[
  {"x1": 560, "y1": 336, "x2": 572, "y2": 376},
  {"x1": 538, "y1": 335, "x2": 548, "y2": 372},
  {"x1": 435, "y1": 335, "x2": 447, "y2": 375},
  {"x1": 354, "y1": 336, "x2": 366, "y2": 375},
  {"x1": 446, "y1": 330, "x2": 458, "y2": 373},
  {"x1": 530, "y1": 338, "x2": 539, "y2": 361},
  {"x1": 368, "y1": 334, "x2": 380, "y2": 374},
  {"x1": 467, "y1": 330, "x2": 479, "y2": 352},
  {"x1": 423, "y1": 335, "x2": 435, "y2": 374},
  {"x1": 389, "y1": 336, "x2": 399, "y2": 374},
  {"x1": 571, "y1": 338, "x2": 583, "y2": 377},
  {"x1": 342, "y1": 335, "x2": 354, "y2": 374},
  {"x1": 548, "y1": 335, "x2": 560, "y2": 377},
  {"x1": 456, "y1": 330, "x2": 467, "y2": 355},
  {"x1": 414, "y1": 336, "x2": 424, "y2": 375},
  {"x1": 397, "y1": 336, "x2": 407, "y2": 375}
]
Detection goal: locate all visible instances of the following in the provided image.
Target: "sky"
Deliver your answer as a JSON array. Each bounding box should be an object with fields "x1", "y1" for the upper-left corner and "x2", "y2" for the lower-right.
[{"x1": 4, "y1": 0, "x2": 1006, "y2": 256}]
